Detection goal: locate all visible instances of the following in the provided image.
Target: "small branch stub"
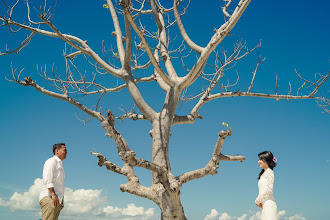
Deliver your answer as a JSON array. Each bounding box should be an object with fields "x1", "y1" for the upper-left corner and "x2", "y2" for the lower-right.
[
  {"x1": 24, "y1": 76, "x2": 32, "y2": 85},
  {"x1": 107, "y1": 110, "x2": 116, "y2": 126},
  {"x1": 219, "y1": 129, "x2": 232, "y2": 138}
]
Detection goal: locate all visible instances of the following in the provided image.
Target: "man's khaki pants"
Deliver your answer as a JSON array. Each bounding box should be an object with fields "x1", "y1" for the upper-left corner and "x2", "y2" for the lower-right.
[{"x1": 39, "y1": 196, "x2": 63, "y2": 220}]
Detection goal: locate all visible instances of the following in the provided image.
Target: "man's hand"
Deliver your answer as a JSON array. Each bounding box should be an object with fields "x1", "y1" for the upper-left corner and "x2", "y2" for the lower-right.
[
  {"x1": 256, "y1": 203, "x2": 263, "y2": 208},
  {"x1": 51, "y1": 193, "x2": 59, "y2": 207}
]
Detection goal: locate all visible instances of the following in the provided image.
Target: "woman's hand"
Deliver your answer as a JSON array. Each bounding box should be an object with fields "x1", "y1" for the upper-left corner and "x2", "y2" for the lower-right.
[{"x1": 256, "y1": 203, "x2": 263, "y2": 208}]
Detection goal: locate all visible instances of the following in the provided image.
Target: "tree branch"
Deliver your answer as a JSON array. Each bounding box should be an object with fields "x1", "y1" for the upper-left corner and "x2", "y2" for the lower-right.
[
  {"x1": 153, "y1": 47, "x2": 171, "y2": 92},
  {"x1": 190, "y1": 91, "x2": 320, "y2": 118},
  {"x1": 124, "y1": 13, "x2": 133, "y2": 70},
  {"x1": 91, "y1": 151, "x2": 156, "y2": 201},
  {"x1": 317, "y1": 96, "x2": 330, "y2": 114},
  {"x1": 172, "y1": 114, "x2": 202, "y2": 125},
  {"x1": 129, "y1": 0, "x2": 184, "y2": 15},
  {"x1": 177, "y1": 130, "x2": 245, "y2": 186},
  {"x1": 11, "y1": 75, "x2": 105, "y2": 121},
  {"x1": 2, "y1": 15, "x2": 123, "y2": 78},
  {"x1": 65, "y1": 51, "x2": 83, "y2": 59},
  {"x1": 132, "y1": 157, "x2": 167, "y2": 174},
  {"x1": 118, "y1": 111, "x2": 147, "y2": 121},
  {"x1": 222, "y1": 0, "x2": 233, "y2": 18},
  {"x1": 40, "y1": 74, "x2": 155, "y2": 96},
  {"x1": 296, "y1": 70, "x2": 330, "y2": 97},
  {"x1": 219, "y1": 154, "x2": 245, "y2": 161},
  {"x1": 247, "y1": 56, "x2": 266, "y2": 93},
  {"x1": 120, "y1": 176, "x2": 155, "y2": 202},
  {"x1": 179, "y1": 0, "x2": 252, "y2": 89},
  {"x1": 120, "y1": 0, "x2": 174, "y2": 87},
  {"x1": 124, "y1": 73, "x2": 158, "y2": 121},
  {"x1": 151, "y1": 1, "x2": 178, "y2": 79},
  {"x1": 173, "y1": 0, "x2": 203, "y2": 54},
  {"x1": 106, "y1": 0, "x2": 125, "y2": 66},
  {"x1": 132, "y1": 60, "x2": 152, "y2": 70},
  {"x1": 38, "y1": 14, "x2": 85, "y2": 53},
  {"x1": 91, "y1": 151, "x2": 166, "y2": 176},
  {"x1": 90, "y1": 152, "x2": 125, "y2": 175},
  {"x1": 0, "y1": 32, "x2": 35, "y2": 56}
]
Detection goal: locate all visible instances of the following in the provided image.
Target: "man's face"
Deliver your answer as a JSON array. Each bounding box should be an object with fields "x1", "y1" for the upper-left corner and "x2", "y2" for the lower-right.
[{"x1": 56, "y1": 145, "x2": 67, "y2": 160}]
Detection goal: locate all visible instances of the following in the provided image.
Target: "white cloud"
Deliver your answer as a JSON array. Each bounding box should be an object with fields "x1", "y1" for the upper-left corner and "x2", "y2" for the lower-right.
[
  {"x1": 103, "y1": 205, "x2": 123, "y2": 214},
  {"x1": 102, "y1": 203, "x2": 154, "y2": 219},
  {"x1": 219, "y1": 212, "x2": 234, "y2": 220},
  {"x1": 278, "y1": 210, "x2": 286, "y2": 219},
  {"x1": 203, "y1": 209, "x2": 306, "y2": 220},
  {"x1": 144, "y1": 208, "x2": 155, "y2": 217},
  {"x1": 249, "y1": 211, "x2": 261, "y2": 220},
  {"x1": 0, "y1": 197, "x2": 10, "y2": 207},
  {"x1": 204, "y1": 208, "x2": 219, "y2": 220},
  {"x1": 287, "y1": 214, "x2": 306, "y2": 220},
  {"x1": 237, "y1": 214, "x2": 248, "y2": 220},
  {"x1": 203, "y1": 210, "x2": 249, "y2": 220},
  {"x1": 0, "y1": 178, "x2": 155, "y2": 220},
  {"x1": 5, "y1": 178, "x2": 42, "y2": 211},
  {"x1": 122, "y1": 203, "x2": 145, "y2": 216},
  {"x1": 61, "y1": 187, "x2": 107, "y2": 215}
]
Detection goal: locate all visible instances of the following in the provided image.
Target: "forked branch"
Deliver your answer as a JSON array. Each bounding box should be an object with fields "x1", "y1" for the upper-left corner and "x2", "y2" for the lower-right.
[
  {"x1": 91, "y1": 152, "x2": 156, "y2": 201},
  {"x1": 120, "y1": 0, "x2": 174, "y2": 87},
  {"x1": 177, "y1": 130, "x2": 245, "y2": 186},
  {"x1": 295, "y1": 70, "x2": 330, "y2": 97},
  {"x1": 179, "y1": 0, "x2": 252, "y2": 89},
  {"x1": 1, "y1": 11, "x2": 123, "y2": 78}
]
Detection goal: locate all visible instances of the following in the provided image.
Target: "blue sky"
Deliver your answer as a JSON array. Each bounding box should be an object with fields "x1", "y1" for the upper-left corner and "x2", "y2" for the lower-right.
[{"x1": 0, "y1": 0, "x2": 329, "y2": 220}]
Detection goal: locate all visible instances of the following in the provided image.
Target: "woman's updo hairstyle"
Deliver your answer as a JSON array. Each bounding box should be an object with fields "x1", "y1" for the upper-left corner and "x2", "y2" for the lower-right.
[{"x1": 258, "y1": 151, "x2": 276, "y2": 179}]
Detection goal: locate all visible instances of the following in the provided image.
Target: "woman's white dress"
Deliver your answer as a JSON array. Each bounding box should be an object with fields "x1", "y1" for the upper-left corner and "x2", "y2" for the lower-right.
[{"x1": 255, "y1": 168, "x2": 278, "y2": 220}]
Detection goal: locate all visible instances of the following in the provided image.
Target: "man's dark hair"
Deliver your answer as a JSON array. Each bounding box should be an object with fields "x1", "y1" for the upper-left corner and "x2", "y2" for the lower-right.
[{"x1": 53, "y1": 143, "x2": 65, "y2": 155}]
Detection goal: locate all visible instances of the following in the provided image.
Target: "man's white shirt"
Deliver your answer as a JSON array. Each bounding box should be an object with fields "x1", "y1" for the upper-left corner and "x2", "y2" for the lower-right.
[{"x1": 39, "y1": 155, "x2": 65, "y2": 203}]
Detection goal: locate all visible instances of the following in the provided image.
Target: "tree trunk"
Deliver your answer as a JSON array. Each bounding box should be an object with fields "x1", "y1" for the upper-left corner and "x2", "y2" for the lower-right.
[
  {"x1": 159, "y1": 188, "x2": 187, "y2": 220},
  {"x1": 152, "y1": 110, "x2": 187, "y2": 219},
  {"x1": 151, "y1": 111, "x2": 171, "y2": 183}
]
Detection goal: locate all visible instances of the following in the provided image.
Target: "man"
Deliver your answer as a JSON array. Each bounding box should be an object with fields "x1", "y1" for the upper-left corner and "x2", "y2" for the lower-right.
[{"x1": 39, "y1": 143, "x2": 67, "y2": 220}]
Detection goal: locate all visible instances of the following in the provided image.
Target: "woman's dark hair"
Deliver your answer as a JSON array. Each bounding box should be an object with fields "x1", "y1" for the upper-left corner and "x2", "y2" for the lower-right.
[
  {"x1": 53, "y1": 143, "x2": 66, "y2": 155},
  {"x1": 258, "y1": 151, "x2": 276, "y2": 179}
]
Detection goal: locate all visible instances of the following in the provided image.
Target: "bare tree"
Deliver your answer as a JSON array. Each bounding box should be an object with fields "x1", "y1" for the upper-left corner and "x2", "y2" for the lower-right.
[{"x1": 1, "y1": 0, "x2": 329, "y2": 219}]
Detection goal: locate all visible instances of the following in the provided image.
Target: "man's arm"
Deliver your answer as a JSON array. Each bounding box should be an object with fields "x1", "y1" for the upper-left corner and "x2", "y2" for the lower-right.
[
  {"x1": 47, "y1": 187, "x2": 59, "y2": 207},
  {"x1": 43, "y1": 159, "x2": 59, "y2": 207}
]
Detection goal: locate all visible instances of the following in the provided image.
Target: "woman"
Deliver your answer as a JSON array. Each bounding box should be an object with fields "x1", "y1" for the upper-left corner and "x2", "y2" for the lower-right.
[{"x1": 255, "y1": 151, "x2": 278, "y2": 220}]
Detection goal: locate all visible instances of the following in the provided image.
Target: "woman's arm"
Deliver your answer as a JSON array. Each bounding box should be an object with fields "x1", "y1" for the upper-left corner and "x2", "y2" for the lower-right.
[{"x1": 255, "y1": 169, "x2": 274, "y2": 205}]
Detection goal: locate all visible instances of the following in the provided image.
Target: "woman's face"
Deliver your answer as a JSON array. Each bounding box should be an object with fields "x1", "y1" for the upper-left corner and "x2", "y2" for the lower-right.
[{"x1": 258, "y1": 158, "x2": 269, "y2": 169}]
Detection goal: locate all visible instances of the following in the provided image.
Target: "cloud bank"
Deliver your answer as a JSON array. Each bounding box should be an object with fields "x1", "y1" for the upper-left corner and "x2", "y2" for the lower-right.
[
  {"x1": 203, "y1": 209, "x2": 307, "y2": 220},
  {"x1": 0, "y1": 178, "x2": 155, "y2": 220},
  {"x1": 0, "y1": 179, "x2": 309, "y2": 220}
]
